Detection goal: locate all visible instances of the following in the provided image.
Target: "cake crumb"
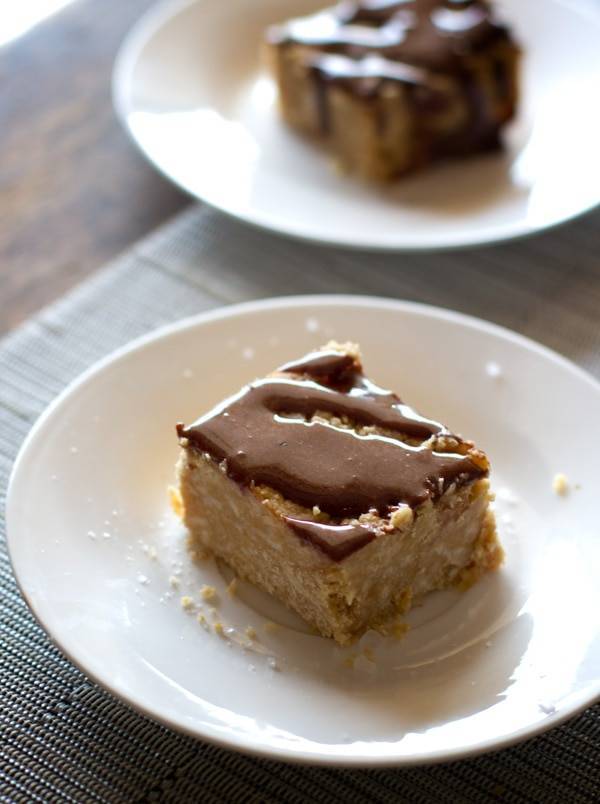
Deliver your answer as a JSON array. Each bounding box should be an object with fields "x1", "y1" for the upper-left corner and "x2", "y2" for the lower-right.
[
  {"x1": 169, "y1": 575, "x2": 180, "y2": 589},
  {"x1": 245, "y1": 626, "x2": 258, "y2": 640},
  {"x1": 552, "y1": 473, "x2": 569, "y2": 496},
  {"x1": 180, "y1": 596, "x2": 194, "y2": 610},
  {"x1": 391, "y1": 622, "x2": 409, "y2": 639},
  {"x1": 264, "y1": 621, "x2": 280, "y2": 634},
  {"x1": 213, "y1": 622, "x2": 225, "y2": 637},
  {"x1": 390, "y1": 507, "x2": 413, "y2": 529},
  {"x1": 433, "y1": 435, "x2": 460, "y2": 452},
  {"x1": 168, "y1": 485, "x2": 184, "y2": 518},
  {"x1": 197, "y1": 613, "x2": 209, "y2": 629},
  {"x1": 226, "y1": 578, "x2": 238, "y2": 597},
  {"x1": 323, "y1": 340, "x2": 361, "y2": 361},
  {"x1": 312, "y1": 505, "x2": 321, "y2": 516},
  {"x1": 200, "y1": 584, "x2": 218, "y2": 602},
  {"x1": 373, "y1": 617, "x2": 409, "y2": 639}
]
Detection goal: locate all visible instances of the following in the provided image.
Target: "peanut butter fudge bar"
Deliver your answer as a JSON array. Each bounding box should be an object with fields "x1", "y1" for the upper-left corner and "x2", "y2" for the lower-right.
[
  {"x1": 176, "y1": 343, "x2": 502, "y2": 644},
  {"x1": 265, "y1": 0, "x2": 519, "y2": 179}
]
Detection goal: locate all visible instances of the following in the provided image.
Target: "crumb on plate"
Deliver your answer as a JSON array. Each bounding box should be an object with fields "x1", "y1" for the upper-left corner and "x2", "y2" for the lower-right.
[
  {"x1": 200, "y1": 584, "x2": 218, "y2": 602},
  {"x1": 553, "y1": 473, "x2": 569, "y2": 496},
  {"x1": 264, "y1": 621, "x2": 280, "y2": 634},
  {"x1": 168, "y1": 485, "x2": 184, "y2": 518}
]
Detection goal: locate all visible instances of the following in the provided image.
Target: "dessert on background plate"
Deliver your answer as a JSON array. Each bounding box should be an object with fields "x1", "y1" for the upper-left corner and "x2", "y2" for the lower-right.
[
  {"x1": 265, "y1": 0, "x2": 520, "y2": 180},
  {"x1": 176, "y1": 342, "x2": 502, "y2": 644}
]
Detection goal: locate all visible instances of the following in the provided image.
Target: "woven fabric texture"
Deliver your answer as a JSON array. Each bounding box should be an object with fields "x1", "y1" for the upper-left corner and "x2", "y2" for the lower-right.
[{"x1": 1, "y1": 205, "x2": 599, "y2": 803}]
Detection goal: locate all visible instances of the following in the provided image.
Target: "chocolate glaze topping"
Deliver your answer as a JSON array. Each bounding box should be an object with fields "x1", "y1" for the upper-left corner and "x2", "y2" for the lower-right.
[
  {"x1": 269, "y1": 0, "x2": 506, "y2": 70},
  {"x1": 178, "y1": 348, "x2": 486, "y2": 560},
  {"x1": 284, "y1": 517, "x2": 377, "y2": 561},
  {"x1": 268, "y1": 0, "x2": 512, "y2": 142},
  {"x1": 278, "y1": 349, "x2": 356, "y2": 379}
]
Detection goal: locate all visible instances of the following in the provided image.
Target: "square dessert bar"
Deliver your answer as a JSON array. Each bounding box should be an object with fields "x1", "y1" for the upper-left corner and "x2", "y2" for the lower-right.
[
  {"x1": 265, "y1": 0, "x2": 520, "y2": 179},
  {"x1": 176, "y1": 343, "x2": 502, "y2": 644}
]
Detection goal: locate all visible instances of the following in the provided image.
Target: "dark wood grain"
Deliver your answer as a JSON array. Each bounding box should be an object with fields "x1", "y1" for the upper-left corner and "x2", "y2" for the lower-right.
[{"x1": 0, "y1": 0, "x2": 190, "y2": 336}]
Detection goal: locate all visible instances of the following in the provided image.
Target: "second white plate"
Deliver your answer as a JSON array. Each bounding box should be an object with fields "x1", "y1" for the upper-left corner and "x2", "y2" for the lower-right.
[
  {"x1": 7, "y1": 296, "x2": 600, "y2": 766},
  {"x1": 113, "y1": 0, "x2": 600, "y2": 250}
]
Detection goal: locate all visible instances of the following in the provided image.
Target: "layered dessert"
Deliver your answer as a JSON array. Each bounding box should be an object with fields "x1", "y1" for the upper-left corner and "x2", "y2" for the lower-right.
[
  {"x1": 265, "y1": 0, "x2": 520, "y2": 179},
  {"x1": 175, "y1": 342, "x2": 502, "y2": 644}
]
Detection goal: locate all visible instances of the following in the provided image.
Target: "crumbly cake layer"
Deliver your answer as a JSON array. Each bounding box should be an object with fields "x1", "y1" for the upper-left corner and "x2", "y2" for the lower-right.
[
  {"x1": 175, "y1": 341, "x2": 502, "y2": 644},
  {"x1": 265, "y1": 0, "x2": 520, "y2": 179},
  {"x1": 177, "y1": 450, "x2": 500, "y2": 643}
]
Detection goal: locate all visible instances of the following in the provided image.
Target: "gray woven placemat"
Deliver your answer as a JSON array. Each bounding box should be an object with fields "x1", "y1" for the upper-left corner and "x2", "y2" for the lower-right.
[{"x1": 1, "y1": 205, "x2": 599, "y2": 803}]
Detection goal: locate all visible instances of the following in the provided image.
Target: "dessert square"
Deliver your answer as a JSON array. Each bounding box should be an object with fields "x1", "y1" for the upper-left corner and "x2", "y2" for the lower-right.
[
  {"x1": 265, "y1": 0, "x2": 520, "y2": 179},
  {"x1": 176, "y1": 342, "x2": 502, "y2": 644}
]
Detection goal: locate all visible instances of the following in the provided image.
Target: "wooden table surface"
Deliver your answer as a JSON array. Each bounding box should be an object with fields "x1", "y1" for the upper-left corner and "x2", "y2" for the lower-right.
[{"x1": 0, "y1": 0, "x2": 190, "y2": 337}]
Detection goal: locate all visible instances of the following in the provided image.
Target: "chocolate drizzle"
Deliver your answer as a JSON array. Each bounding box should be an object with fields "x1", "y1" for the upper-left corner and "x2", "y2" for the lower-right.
[{"x1": 178, "y1": 347, "x2": 487, "y2": 560}]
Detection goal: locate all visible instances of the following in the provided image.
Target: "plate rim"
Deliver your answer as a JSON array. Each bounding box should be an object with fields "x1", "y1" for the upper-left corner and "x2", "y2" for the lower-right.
[
  {"x1": 112, "y1": 0, "x2": 600, "y2": 253},
  {"x1": 6, "y1": 294, "x2": 600, "y2": 766}
]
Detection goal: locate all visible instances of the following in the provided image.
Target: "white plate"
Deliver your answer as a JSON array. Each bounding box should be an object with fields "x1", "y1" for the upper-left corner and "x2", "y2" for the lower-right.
[
  {"x1": 113, "y1": 0, "x2": 600, "y2": 251},
  {"x1": 7, "y1": 296, "x2": 600, "y2": 766}
]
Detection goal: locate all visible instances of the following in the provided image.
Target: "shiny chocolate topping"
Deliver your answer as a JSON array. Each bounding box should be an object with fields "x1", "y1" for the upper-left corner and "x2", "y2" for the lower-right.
[
  {"x1": 268, "y1": 0, "x2": 509, "y2": 134},
  {"x1": 178, "y1": 348, "x2": 486, "y2": 560},
  {"x1": 269, "y1": 0, "x2": 506, "y2": 69},
  {"x1": 284, "y1": 517, "x2": 377, "y2": 561}
]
